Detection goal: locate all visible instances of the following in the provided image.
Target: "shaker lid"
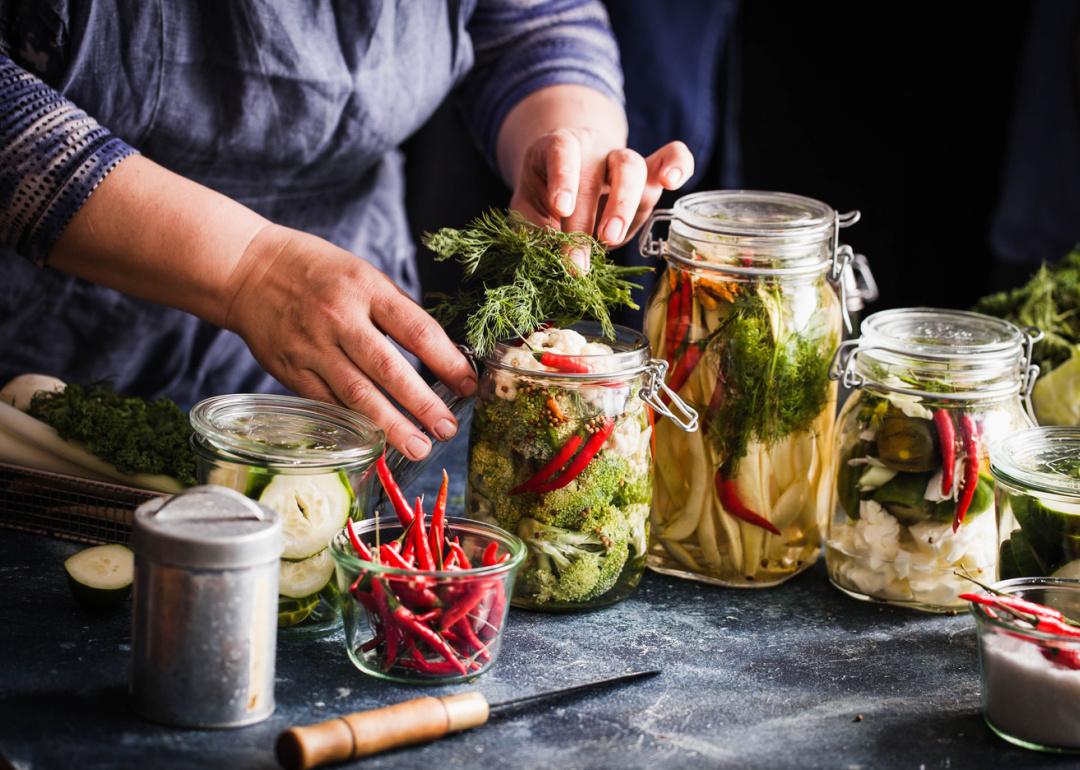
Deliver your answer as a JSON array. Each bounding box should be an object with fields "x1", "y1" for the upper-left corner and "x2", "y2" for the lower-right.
[{"x1": 133, "y1": 485, "x2": 282, "y2": 568}]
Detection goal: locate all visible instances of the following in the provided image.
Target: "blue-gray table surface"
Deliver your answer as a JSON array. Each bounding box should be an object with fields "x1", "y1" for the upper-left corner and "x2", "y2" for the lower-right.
[{"x1": 0, "y1": 431, "x2": 1071, "y2": 770}]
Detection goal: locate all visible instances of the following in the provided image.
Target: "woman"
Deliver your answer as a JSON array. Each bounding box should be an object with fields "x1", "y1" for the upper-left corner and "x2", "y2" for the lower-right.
[{"x1": 0, "y1": 1, "x2": 692, "y2": 460}]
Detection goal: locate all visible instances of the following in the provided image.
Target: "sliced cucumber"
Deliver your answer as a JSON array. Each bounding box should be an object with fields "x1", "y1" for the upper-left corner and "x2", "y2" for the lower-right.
[
  {"x1": 207, "y1": 464, "x2": 276, "y2": 498},
  {"x1": 259, "y1": 471, "x2": 354, "y2": 559},
  {"x1": 278, "y1": 594, "x2": 320, "y2": 627},
  {"x1": 279, "y1": 548, "x2": 336, "y2": 599},
  {"x1": 64, "y1": 544, "x2": 134, "y2": 609}
]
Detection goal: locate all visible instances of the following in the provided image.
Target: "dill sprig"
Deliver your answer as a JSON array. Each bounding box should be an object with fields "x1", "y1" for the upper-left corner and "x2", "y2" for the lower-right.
[{"x1": 423, "y1": 209, "x2": 650, "y2": 356}]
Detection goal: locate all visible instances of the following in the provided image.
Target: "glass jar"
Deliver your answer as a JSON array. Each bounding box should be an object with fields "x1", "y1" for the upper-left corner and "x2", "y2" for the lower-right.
[
  {"x1": 464, "y1": 321, "x2": 697, "y2": 611},
  {"x1": 639, "y1": 190, "x2": 857, "y2": 587},
  {"x1": 992, "y1": 427, "x2": 1080, "y2": 581},
  {"x1": 190, "y1": 394, "x2": 384, "y2": 636},
  {"x1": 828, "y1": 308, "x2": 1041, "y2": 611},
  {"x1": 971, "y1": 577, "x2": 1080, "y2": 754}
]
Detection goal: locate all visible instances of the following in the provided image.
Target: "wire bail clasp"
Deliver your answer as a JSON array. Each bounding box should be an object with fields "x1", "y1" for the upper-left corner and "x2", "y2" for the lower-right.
[
  {"x1": 640, "y1": 358, "x2": 699, "y2": 432},
  {"x1": 1020, "y1": 326, "x2": 1045, "y2": 420},
  {"x1": 638, "y1": 209, "x2": 675, "y2": 259},
  {"x1": 828, "y1": 339, "x2": 865, "y2": 389}
]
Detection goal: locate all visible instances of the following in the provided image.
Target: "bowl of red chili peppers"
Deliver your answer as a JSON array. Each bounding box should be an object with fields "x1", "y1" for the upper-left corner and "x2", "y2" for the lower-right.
[{"x1": 330, "y1": 460, "x2": 526, "y2": 683}]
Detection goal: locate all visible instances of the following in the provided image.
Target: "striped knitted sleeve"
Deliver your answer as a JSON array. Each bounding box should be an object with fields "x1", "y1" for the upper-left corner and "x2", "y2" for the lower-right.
[
  {"x1": 0, "y1": 55, "x2": 137, "y2": 265},
  {"x1": 460, "y1": 0, "x2": 625, "y2": 165}
]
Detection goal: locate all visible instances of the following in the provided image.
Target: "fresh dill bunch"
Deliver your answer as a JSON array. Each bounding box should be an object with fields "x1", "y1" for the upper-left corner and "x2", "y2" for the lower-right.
[
  {"x1": 705, "y1": 285, "x2": 833, "y2": 473},
  {"x1": 423, "y1": 209, "x2": 651, "y2": 356}
]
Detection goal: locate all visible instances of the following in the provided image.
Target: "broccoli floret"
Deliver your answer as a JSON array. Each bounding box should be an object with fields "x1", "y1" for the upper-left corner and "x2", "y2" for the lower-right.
[
  {"x1": 625, "y1": 503, "x2": 650, "y2": 558},
  {"x1": 613, "y1": 467, "x2": 651, "y2": 508},
  {"x1": 530, "y1": 453, "x2": 633, "y2": 531},
  {"x1": 517, "y1": 517, "x2": 630, "y2": 603},
  {"x1": 473, "y1": 387, "x2": 581, "y2": 459},
  {"x1": 467, "y1": 441, "x2": 527, "y2": 531}
]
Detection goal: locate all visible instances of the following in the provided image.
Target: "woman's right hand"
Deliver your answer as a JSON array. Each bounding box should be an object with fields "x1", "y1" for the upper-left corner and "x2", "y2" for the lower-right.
[{"x1": 223, "y1": 224, "x2": 477, "y2": 461}]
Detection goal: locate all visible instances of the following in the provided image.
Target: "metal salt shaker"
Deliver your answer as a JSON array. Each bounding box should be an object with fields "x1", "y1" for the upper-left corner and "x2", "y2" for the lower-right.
[{"x1": 130, "y1": 485, "x2": 282, "y2": 728}]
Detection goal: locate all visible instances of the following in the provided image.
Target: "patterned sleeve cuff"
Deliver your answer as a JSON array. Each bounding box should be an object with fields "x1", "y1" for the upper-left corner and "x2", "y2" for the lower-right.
[
  {"x1": 460, "y1": 0, "x2": 624, "y2": 165},
  {"x1": 0, "y1": 55, "x2": 138, "y2": 265}
]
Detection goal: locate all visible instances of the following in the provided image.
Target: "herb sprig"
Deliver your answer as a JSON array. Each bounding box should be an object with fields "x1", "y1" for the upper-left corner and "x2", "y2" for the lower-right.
[{"x1": 423, "y1": 210, "x2": 650, "y2": 356}]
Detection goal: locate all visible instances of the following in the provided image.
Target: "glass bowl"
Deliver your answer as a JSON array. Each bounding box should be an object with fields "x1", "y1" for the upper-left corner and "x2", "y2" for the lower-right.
[
  {"x1": 330, "y1": 516, "x2": 525, "y2": 684},
  {"x1": 971, "y1": 577, "x2": 1080, "y2": 753}
]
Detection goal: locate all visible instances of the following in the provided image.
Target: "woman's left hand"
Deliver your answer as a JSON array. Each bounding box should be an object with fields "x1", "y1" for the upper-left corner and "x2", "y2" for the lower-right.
[{"x1": 499, "y1": 85, "x2": 694, "y2": 273}]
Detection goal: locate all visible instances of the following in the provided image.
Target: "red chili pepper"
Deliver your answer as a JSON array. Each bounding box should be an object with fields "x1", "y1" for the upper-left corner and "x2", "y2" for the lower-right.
[
  {"x1": 647, "y1": 405, "x2": 656, "y2": 458},
  {"x1": 454, "y1": 618, "x2": 492, "y2": 662},
  {"x1": 376, "y1": 453, "x2": 414, "y2": 526},
  {"x1": 1042, "y1": 646, "x2": 1080, "y2": 670},
  {"x1": 480, "y1": 584, "x2": 506, "y2": 643},
  {"x1": 953, "y1": 414, "x2": 980, "y2": 532},
  {"x1": 481, "y1": 542, "x2": 499, "y2": 567},
  {"x1": 932, "y1": 410, "x2": 956, "y2": 496},
  {"x1": 359, "y1": 635, "x2": 383, "y2": 653},
  {"x1": 661, "y1": 343, "x2": 703, "y2": 406},
  {"x1": 430, "y1": 470, "x2": 448, "y2": 568},
  {"x1": 529, "y1": 417, "x2": 615, "y2": 494},
  {"x1": 391, "y1": 603, "x2": 467, "y2": 674},
  {"x1": 674, "y1": 273, "x2": 693, "y2": 346},
  {"x1": 403, "y1": 644, "x2": 464, "y2": 676},
  {"x1": 411, "y1": 496, "x2": 435, "y2": 571},
  {"x1": 509, "y1": 434, "x2": 584, "y2": 495},
  {"x1": 716, "y1": 472, "x2": 781, "y2": 535},
  {"x1": 536, "y1": 351, "x2": 591, "y2": 374},
  {"x1": 448, "y1": 538, "x2": 472, "y2": 569},
  {"x1": 440, "y1": 585, "x2": 489, "y2": 632},
  {"x1": 371, "y1": 580, "x2": 399, "y2": 667},
  {"x1": 380, "y1": 543, "x2": 412, "y2": 570},
  {"x1": 413, "y1": 609, "x2": 442, "y2": 624},
  {"x1": 956, "y1": 574, "x2": 1080, "y2": 625},
  {"x1": 960, "y1": 593, "x2": 1080, "y2": 638},
  {"x1": 345, "y1": 518, "x2": 373, "y2": 561}
]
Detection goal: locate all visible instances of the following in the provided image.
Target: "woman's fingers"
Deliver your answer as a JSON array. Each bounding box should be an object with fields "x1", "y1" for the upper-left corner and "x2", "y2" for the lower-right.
[
  {"x1": 370, "y1": 285, "x2": 477, "y2": 398},
  {"x1": 542, "y1": 129, "x2": 582, "y2": 218},
  {"x1": 597, "y1": 149, "x2": 647, "y2": 246},
  {"x1": 645, "y1": 140, "x2": 694, "y2": 193},
  {"x1": 322, "y1": 351, "x2": 434, "y2": 461}
]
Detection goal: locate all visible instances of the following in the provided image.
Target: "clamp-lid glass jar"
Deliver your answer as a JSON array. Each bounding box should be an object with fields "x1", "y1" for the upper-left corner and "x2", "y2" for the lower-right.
[
  {"x1": 828, "y1": 308, "x2": 1041, "y2": 611},
  {"x1": 639, "y1": 190, "x2": 858, "y2": 587},
  {"x1": 992, "y1": 427, "x2": 1080, "y2": 582},
  {"x1": 465, "y1": 321, "x2": 696, "y2": 611},
  {"x1": 190, "y1": 394, "x2": 384, "y2": 635}
]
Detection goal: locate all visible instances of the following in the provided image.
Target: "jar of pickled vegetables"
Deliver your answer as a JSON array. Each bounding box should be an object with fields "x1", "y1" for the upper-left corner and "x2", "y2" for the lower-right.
[
  {"x1": 639, "y1": 190, "x2": 859, "y2": 586},
  {"x1": 992, "y1": 427, "x2": 1080, "y2": 582},
  {"x1": 190, "y1": 394, "x2": 384, "y2": 636},
  {"x1": 465, "y1": 321, "x2": 697, "y2": 610},
  {"x1": 828, "y1": 308, "x2": 1042, "y2": 611}
]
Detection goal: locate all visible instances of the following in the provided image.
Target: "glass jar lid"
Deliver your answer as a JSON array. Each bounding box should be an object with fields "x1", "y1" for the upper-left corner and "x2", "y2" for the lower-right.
[
  {"x1": 833, "y1": 307, "x2": 1040, "y2": 401},
  {"x1": 641, "y1": 190, "x2": 860, "y2": 275},
  {"x1": 190, "y1": 394, "x2": 384, "y2": 469},
  {"x1": 990, "y1": 426, "x2": 1080, "y2": 500}
]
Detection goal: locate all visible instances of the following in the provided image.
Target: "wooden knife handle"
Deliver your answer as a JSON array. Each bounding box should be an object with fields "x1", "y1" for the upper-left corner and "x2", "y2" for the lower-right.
[{"x1": 275, "y1": 692, "x2": 490, "y2": 770}]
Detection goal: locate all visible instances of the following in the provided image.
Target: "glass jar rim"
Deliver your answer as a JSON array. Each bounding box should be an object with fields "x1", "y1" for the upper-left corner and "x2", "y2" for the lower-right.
[
  {"x1": 970, "y1": 577, "x2": 1080, "y2": 642},
  {"x1": 990, "y1": 426, "x2": 1080, "y2": 499},
  {"x1": 671, "y1": 190, "x2": 836, "y2": 238},
  {"x1": 330, "y1": 516, "x2": 526, "y2": 578},
  {"x1": 838, "y1": 307, "x2": 1033, "y2": 401},
  {"x1": 190, "y1": 394, "x2": 385, "y2": 469},
  {"x1": 484, "y1": 320, "x2": 651, "y2": 378}
]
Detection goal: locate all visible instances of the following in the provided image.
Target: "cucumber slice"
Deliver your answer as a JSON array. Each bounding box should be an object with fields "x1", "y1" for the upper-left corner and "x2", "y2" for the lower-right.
[
  {"x1": 278, "y1": 594, "x2": 320, "y2": 627},
  {"x1": 259, "y1": 472, "x2": 354, "y2": 559},
  {"x1": 279, "y1": 548, "x2": 336, "y2": 599},
  {"x1": 64, "y1": 544, "x2": 134, "y2": 609}
]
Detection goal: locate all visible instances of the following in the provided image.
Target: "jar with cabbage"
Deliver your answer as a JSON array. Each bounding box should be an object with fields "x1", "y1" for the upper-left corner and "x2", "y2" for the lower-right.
[
  {"x1": 640, "y1": 191, "x2": 862, "y2": 586},
  {"x1": 828, "y1": 309, "x2": 1041, "y2": 611}
]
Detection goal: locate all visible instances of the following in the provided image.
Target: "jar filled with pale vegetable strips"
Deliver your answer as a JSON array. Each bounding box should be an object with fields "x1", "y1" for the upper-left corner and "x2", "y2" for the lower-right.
[
  {"x1": 639, "y1": 190, "x2": 861, "y2": 587},
  {"x1": 465, "y1": 321, "x2": 697, "y2": 610},
  {"x1": 829, "y1": 308, "x2": 1041, "y2": 611},
  {"x1": 190, "y1": 394, "x2": 384, "y2": 635}
]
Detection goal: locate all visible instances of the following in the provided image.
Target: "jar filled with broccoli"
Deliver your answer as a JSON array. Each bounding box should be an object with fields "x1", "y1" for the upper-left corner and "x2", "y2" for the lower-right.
[{"x1": 466, "y1": 321, "x2": 697, "y2": 610}]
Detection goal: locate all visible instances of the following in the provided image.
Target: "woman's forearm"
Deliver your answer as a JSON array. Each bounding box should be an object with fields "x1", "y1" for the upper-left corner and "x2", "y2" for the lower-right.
[{"x1": 48, "y1": 154, "x2": 270, "y2": 329}]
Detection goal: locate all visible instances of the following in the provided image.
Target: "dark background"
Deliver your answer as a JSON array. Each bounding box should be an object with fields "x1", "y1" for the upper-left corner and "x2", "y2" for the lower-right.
[{"x1": 405, "y1": 3, "x2": 1034, "y2": 315}]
